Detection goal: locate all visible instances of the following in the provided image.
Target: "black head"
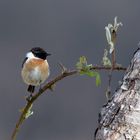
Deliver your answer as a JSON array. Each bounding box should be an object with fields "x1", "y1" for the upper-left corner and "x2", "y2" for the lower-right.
[{"x1": 31, "y1": 47, "x2": 51, "y2": 60}]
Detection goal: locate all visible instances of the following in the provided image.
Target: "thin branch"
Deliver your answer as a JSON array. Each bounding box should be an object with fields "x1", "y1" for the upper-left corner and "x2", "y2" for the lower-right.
[
  {"x1": 106, "y1": 49, "x2": 116, "y2": 100},
  {"x1": 111, "y1": 30, "x2": 116, "y2": 68},
  {"x1": 11, "y1": 102, "x2": 33, "y2": 140},
  {"x1": 112, "y1": 50, "x2": 116, "y2": 68},
  {"x1": 90, "y1": 65, "x2": 126, "y2": 71},
  {"x1": 11, "y1": 65, "x2": 126, "y2": 140},
  {"x1": 106, "y1": 29, "x2": 117, "y2": 100}
]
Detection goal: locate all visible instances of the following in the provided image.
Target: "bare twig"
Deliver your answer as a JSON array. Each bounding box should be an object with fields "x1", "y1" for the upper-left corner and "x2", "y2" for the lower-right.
[
  {"x1": 90, "y1": 65, "x2": 126, "y2": 71},
  {"x1": 112, "y1": 50, "x2": 116, "y2": 68},
  {"x1": 106, "y1": 49, "x2": 116, "y2": 100},
  {"x1": 11, "y1": 65, "x2": 126, "y2": 140}
]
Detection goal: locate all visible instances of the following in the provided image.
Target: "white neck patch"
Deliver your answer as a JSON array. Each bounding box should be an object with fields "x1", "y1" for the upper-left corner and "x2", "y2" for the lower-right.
[{"x1": 26, "y1": 52, "x2": 36, "y2": 59}]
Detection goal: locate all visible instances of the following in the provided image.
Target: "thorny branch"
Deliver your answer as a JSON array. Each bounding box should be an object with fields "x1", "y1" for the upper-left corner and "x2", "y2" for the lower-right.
[{"x1": 11, "y1": 65, "x2": 126, "y2": 140}]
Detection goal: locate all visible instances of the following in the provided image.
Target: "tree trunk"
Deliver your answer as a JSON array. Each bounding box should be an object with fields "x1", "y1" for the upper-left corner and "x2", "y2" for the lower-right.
[{"x1": 95, "y1": 48, "x2": 140, "y2": 140}]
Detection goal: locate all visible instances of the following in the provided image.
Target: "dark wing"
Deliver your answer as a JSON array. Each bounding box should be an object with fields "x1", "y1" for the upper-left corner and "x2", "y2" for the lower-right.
[{"x1": 22, "y1": 57, "x2": 28, "y2": 68}]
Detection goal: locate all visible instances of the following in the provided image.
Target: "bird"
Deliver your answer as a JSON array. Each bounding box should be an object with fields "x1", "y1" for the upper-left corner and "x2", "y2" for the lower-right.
[{"x1": 21, "y1": 47, "x2": 51, "y2": 93}]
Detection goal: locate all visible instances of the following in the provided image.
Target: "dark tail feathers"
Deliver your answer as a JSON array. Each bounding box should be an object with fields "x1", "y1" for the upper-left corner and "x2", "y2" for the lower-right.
[{"x1": 28, "y1": 85, "x2": 35, "y2": 93}]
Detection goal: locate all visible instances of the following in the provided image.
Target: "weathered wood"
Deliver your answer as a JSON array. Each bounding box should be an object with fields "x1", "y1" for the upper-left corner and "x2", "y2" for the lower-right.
[{"x1": 95, "y1": 48, "x2": 140, "y2": 140}]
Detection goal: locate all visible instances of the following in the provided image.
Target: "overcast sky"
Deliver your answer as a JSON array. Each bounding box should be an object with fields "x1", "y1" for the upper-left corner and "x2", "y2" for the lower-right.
[{"x1": 0, "y1": 0, "x2": 140, "y2": 140}]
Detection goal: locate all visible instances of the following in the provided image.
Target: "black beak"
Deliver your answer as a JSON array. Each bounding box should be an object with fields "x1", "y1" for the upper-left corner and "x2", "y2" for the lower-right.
[{"x1": 47, "y1": 53, "x2": 51, "y2": 56}]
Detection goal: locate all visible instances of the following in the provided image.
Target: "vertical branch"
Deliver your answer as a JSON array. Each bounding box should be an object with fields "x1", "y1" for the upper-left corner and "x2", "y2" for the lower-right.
[
  {"x1": 112, "y1": 50, "x2": 116, "y2": 68},
  {"x1": 106, "y1": 70, "x2": 112, "y2": 100},
  {"x1": 106, "y1": 49, "x2": 115, "y2": 100},
  {"x1": 104, "y1": 16, "x2": 122, "y2": 99},
  {"x1": 111, "y1": 29, "x2": 117, "y2": 68},
  {"x1": 106, "y1": 30, "x2": 117, "y2": 100}
]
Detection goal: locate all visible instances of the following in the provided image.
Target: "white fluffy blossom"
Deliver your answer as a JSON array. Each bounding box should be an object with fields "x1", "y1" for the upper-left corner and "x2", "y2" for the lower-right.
[{"x1": 105, "y1": 17, "x2": 122, "y2": 54}]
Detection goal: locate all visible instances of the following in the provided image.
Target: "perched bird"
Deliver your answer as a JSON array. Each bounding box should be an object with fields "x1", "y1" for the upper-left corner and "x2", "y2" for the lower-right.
[{"x1": 21, "y1": 47, "x2": 51, "y2": 93}]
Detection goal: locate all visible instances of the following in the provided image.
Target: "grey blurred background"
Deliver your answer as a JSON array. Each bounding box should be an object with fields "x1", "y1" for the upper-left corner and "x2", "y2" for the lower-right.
[{"x1": 0, "y1": 0, "x2": 139, "y2": 139}]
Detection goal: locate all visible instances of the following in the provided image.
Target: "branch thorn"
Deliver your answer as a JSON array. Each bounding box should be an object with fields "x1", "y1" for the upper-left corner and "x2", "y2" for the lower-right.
[{"x1": 58, "y1": 62, "x2": 68, "y2": 73}]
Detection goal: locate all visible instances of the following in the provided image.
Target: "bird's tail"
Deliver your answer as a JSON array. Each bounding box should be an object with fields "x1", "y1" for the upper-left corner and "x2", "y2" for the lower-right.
[{"x1": 28, "y1": 85, "x2": 35, "y2": 93}]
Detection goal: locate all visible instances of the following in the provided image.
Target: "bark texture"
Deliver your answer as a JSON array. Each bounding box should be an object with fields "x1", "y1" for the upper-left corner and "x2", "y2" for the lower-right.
[{"x1": 95, "y1": 48, "x2": 140, "y2": 140}]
